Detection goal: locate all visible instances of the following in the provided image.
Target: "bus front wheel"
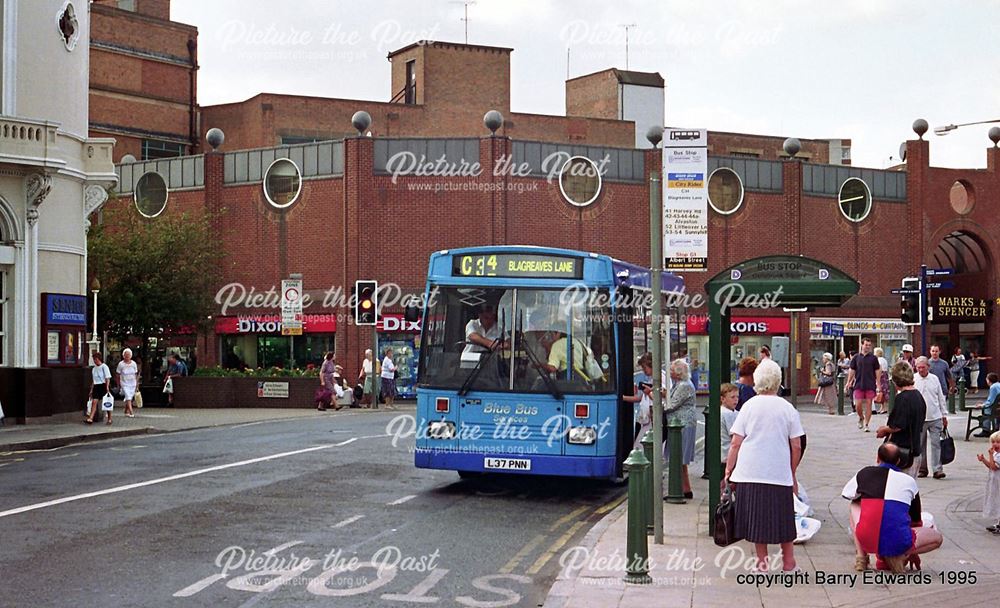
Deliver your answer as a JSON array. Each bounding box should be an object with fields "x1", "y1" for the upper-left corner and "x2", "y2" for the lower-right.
[{"x1": 457, "y1": 470, "x2": 482, "y2": 480}]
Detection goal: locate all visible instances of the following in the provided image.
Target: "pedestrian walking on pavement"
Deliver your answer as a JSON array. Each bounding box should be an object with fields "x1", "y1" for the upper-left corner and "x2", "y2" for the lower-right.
[
  {"x1": 914, "y1": 356, "x2": 949, "y2": 479},
  {"x1": 358, "y1": 349, "x2": 374, "y2": 407},
  {"x1": 381, "y1": 347, "x2": 397, "y2": 409},
  {"x1": 976, "y1": 431, "x2": 1000, "y2": 533},
  {"x1": 725, "y1": 359, "x2": 805, "y2": 572},
  {"x1": 86, "y1": 351, "x2": 112, "y2": 425},
  {"x1": 814, "y1": 352, "x2": 837, "y2": 414},
  {"x1": 623, "y1": 352, "x2": 654, "y2": 448},
  {"x1": 163, "y1": 353, "x2": 187, "y2": 406},
  {"x1": 838, "y1": 351, "x2": 851, "y2": 375},
  {"x1": 897, "y1": 344, "x2": 916, "y2": 372},
  {"x1": 318, "y1": 352, "x2": 341, "y2": 411},
  {"x1": 874, "y1": 348, "x2": 890, "y2": 415},
  {"x1": 116, "y1": 348, "x2": 139, "y2": 418},
  {"x1": 846, "y1": 338, "x2": 882, "y2": 432},
  {"x1": 876, "y1": 362, "x2": 925, "y2": 478},
  {"x1": 928, "y1": 345, "x2": 955, "y2": 396}
]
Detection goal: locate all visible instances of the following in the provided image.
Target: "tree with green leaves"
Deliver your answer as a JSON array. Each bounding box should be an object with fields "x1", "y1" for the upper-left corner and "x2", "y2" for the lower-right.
[{"x1": 87, "y1": 206, "x2": 224, "y2": 374}]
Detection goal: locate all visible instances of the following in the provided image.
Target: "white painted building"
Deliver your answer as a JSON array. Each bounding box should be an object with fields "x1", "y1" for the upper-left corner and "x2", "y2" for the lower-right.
[{"x1": 0, "y1": 0, "x2": 116, "y2": 368}]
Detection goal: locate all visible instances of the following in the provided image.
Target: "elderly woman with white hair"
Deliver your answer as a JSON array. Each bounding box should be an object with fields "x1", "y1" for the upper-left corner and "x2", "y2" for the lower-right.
[
  {"x1": 814, "y1": 352, "x2": 837, "y2": 414},
  {"x1": 725, "y1": 358, "x2": 805, "y2": 571},
  {"x1": 663, "y1": 358, "x2": 698, "y2": 499},
  {"x1": 115, "y1": 348, "x2": 139, "y2": 418}
]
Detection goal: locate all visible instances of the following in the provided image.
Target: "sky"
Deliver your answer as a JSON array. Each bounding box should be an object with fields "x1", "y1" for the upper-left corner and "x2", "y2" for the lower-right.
[{"x1": 172, "y1": 0, "x2": 1000, "y2": 169}]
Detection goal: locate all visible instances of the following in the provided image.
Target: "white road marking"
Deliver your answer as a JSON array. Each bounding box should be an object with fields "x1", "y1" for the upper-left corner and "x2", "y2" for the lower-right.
[
  {"x1": 387, "y1": 494, "x2": 417, "y2": 506},
  {"x1": 264, "y1": 540, "x2": 303, "y2": 556},
  {"x1": 335, "y1": 438, "x2": 358, "y2": 446},
  {"x1": 0, "y1": 443, "x2": 339, "y2": 519},
  {"x1": 331, "y1": 514, "x2": 364, "y2": 529},
  {"x1": 48, "y1": 452, "x2": 80, "y2": 460}
]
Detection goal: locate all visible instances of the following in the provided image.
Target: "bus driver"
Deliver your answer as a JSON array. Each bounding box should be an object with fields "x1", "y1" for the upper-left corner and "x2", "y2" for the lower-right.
[{"x1": 464, "y1": 304, "x2": 506, "y2": 353}]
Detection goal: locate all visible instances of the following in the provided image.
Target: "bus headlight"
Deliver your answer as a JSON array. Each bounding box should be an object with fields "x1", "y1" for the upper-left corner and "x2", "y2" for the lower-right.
[
  {"x1": 568, "y1": 426, "x2": 597, "y2": 445},
  {"x1": 428, "y1": 420, "x2": 456, "y2": 440}
]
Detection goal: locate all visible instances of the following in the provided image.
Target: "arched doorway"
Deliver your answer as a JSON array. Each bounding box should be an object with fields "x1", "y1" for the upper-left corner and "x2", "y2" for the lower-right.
[
  {"x1": 0, "y1": 198, "x2": 20, "y2": 367},
  {"x1": 927, "y1": 229, "x2": 996, "y2": 388}
]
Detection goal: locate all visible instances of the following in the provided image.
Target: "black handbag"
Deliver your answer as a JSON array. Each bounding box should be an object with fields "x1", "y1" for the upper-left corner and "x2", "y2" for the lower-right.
[
  {"x1": 818, "y1": 374, "x2": 834, "y2": 387},
  {"x1": 940, "y1": 429, "x2": 956, "y2": 465},
  {"x1": 713, "y1": 485, "x2": 741, "y2": 547}
]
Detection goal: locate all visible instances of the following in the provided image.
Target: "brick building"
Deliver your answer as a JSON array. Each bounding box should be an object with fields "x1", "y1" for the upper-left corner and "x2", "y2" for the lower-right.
[
  {"x1": 89, "y1": 0, "x2": 198, "y2": 162},
  {"x1": 107, "y1": 118, "x2": 1000, "y2": 397}
]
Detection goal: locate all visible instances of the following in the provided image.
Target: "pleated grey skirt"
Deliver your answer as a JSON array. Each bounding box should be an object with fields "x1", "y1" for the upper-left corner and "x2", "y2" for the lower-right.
[{"x1": 733, "y1": 482, "x2": 796, "y2": 544}]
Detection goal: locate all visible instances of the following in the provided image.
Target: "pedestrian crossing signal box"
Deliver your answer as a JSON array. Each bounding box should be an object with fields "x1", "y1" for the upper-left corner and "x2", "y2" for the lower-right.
[
  {"x1": 900, "y1": 277, "x2": 922, "y2": 326},
  {"x1": 355, "y1": 280, "x2": 378, "y2": 325}
]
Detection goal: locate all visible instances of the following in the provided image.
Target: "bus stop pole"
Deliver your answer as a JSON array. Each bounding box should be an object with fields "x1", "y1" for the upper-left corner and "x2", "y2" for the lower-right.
[{"x1": 649, "y1": 170, "x2": 664, "y2": 545}]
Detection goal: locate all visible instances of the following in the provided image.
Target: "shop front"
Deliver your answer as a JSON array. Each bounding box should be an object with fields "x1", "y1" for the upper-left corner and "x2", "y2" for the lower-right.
[
  {"x1": 377, "y1": 313, "x2": 421, "y2": 399},
  {"x1": 215, "y1": 313, "x2": 337, "y2": 370},
  {"x1": 686, "y1": 315, "x2": 791, "y2": 392},
  {"x1": 40, "y1": 293, "x2": 88, "y2": 367},
  {"x1": 930, "y1": 294, "x2": 990, "y2": 355},
  {"x1": 808, "y1": 317, "x2": 911, "y2": 390}
]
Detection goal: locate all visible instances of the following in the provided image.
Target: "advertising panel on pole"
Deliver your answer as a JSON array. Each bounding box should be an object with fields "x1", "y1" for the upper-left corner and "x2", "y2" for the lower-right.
[
  {"x1": 663, "y1": 128, "x2": 708, "y2": 272},
  {"x1": 280, "y1": 278, "x2": 303, "y2": 336}
]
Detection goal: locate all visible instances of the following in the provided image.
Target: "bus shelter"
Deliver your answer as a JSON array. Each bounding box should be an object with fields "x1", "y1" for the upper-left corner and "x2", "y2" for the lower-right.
[{"x1": 705, "y1": 255, "x2": 860, "y2": 532}]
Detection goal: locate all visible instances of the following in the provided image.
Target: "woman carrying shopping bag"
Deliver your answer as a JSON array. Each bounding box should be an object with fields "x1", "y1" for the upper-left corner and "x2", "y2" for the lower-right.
[{"x1": 86, "y1": 351, "x2": 113, "y2": 425}]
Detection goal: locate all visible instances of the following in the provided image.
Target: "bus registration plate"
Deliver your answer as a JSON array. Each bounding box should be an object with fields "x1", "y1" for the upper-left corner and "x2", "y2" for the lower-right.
[{"x1": 484, "y1": 457, "x2": 531, "y2": 471}]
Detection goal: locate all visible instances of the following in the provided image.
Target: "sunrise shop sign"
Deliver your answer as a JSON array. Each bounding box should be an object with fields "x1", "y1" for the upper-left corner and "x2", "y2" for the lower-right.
[{"x1": 934, "y1": 296, "x2": 989, "y2": 320}]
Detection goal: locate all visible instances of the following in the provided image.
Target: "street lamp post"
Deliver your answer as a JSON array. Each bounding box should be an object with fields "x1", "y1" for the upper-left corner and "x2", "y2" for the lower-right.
[{"x1": 89, "y1": 276, "x2": 101, "y2": 365}]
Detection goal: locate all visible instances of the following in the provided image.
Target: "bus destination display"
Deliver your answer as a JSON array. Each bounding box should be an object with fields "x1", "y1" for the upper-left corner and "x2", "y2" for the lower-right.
[{"x1": 452, "y1": 253, "x2": 583, "y2": 279}]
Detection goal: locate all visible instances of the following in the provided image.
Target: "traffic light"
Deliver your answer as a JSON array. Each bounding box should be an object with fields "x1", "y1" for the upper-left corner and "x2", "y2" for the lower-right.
[
  {"x1": 355, "y1": 280, "x2": 378, "y2": 325},
  {"x1": 900, "y1": 277, "x2": 922, "y2": 326}
]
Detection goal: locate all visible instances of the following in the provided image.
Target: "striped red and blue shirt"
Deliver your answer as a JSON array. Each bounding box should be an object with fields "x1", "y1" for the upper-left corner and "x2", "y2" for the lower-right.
[{"x1": 842, "y1": 463, "x2": 922, "y2": 557}]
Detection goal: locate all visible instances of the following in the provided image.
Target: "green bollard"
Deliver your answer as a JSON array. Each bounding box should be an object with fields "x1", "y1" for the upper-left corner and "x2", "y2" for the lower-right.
[
  {"x1": 665, "y1": 417, "x2": 686, "y2": 504},
  {"x1": 837, "y1": 372, "x2": 846, "y2": 416},
  {"x1": 958, "y1": 376, "x2": 967, "y2": 411},
  {"x1": 888, "y1": 382, "x2": 896, "y2": 413},
  {"x1": 640, "y1": 430, "x2": 655, "y2": 535},
  {"x1": 948, "y1": 384, "x2": 956, "y2": 415},
  {"x1": 623, "y1": 448, "x2": 652, "y2": 585}
]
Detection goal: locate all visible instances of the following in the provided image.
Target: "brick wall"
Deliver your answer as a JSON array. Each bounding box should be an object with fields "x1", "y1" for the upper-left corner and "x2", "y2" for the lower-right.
[
  {"x1": 709, "y1": 132, "x2": 832, "y2": 164},
  {"x1": 565, "y1": 70, "x2": 620, "y2": 119}
]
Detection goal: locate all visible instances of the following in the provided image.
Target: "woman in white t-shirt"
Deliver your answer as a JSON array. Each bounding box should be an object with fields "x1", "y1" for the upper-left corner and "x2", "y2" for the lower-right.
[
  {"x1": 87, "y1": 351, "x2": 112, "y2": 425},
  {"x1": 380, "y1": 347, "x2": 397, "y2": 410},
  {"x1": 725, "y1": 359, "x2": 805, "y2": 572},
  {"x1": 116, "y1": 348, "x2": 139, "y2": 418}
]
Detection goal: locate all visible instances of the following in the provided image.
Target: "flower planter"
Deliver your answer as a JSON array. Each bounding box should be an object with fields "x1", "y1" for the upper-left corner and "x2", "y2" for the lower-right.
[{"x1": 173, "y1": 376, "x2": 320, "y2": 408}]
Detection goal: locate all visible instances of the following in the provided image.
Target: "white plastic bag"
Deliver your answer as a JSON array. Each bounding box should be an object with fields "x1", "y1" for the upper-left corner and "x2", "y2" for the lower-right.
[
  {"x1": 162, "y1": 377, "x2": 174, "y2": 394},
  {"x1": 101, "y1": 393, "x2": 114, "y2": 411},
  {"x1": 0, "y1": 398, "x2": 4, "y2": 421}
]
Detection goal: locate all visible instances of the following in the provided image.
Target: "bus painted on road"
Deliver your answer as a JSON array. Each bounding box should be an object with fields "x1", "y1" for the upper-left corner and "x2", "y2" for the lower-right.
[{"x1": 412, "y1": 246, "x2": 685, "y2": 480}]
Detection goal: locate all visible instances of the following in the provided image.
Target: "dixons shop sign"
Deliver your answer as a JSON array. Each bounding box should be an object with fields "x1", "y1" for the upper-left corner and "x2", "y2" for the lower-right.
[
  {"x1": 215, "y1": 314, "x2": 337, "y2": 334},
  {"x1": 686, "y1": 315, "x2": 791, "y2": 335}
]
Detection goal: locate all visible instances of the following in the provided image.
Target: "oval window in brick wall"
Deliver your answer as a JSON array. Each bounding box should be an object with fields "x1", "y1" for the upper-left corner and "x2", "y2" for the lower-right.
[
  {"x1": 264, "y1": 158, "x2": 302, "y2": 209},
  {"x1": 558, "y1": 156, "x2": 602, "y2": 207},
  {"x1": 708, "y1": 167, "x2": 744, "y2": 215},
  {"x1": 134, "y1": 171, "x2": 168, "y2": 218}
]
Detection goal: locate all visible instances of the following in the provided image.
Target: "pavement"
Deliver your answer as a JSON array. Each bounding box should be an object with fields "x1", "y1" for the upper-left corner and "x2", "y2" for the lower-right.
[
  {"x1": 543, "y1": 406, "x2": 1000, "y2": 608},
  {"x1": 0, "y1": 405, "x2": 404, "y2": 452}
]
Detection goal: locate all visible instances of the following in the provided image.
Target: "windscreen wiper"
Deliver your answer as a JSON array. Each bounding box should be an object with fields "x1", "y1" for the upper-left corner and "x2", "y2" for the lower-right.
[{"x1": 458, "y1": 334, "x2": 500, "y2": 397}]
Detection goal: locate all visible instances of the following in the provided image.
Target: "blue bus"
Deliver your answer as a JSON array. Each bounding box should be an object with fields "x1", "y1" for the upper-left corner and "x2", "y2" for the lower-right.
[{"x1": 412, "y1": 246, "x2": 685, "y2": 480}]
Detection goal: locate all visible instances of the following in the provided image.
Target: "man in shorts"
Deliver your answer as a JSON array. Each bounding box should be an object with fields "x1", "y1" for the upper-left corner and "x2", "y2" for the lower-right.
[{"x1": 846, "y1": 338, "x2": 882, "y2": 432}]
